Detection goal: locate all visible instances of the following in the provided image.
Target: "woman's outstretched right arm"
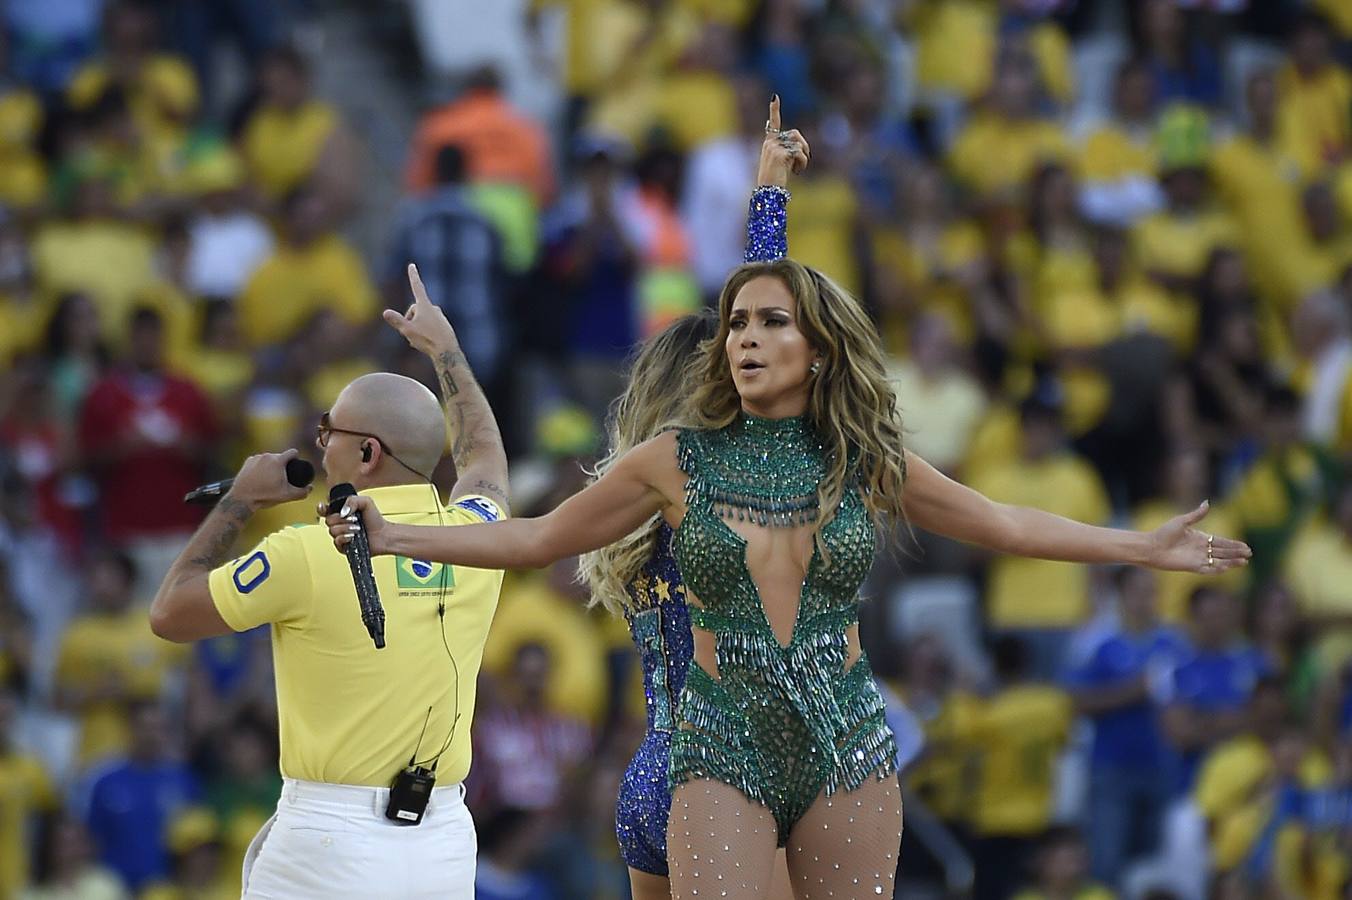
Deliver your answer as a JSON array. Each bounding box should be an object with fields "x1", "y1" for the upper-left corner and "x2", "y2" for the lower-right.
[{"x1": 329, "y1": 432, "x2": 679, "y2": 570}]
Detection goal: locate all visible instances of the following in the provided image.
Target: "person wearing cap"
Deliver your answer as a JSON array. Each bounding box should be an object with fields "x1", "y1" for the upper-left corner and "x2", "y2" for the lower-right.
[{"x1": 148, "y1": 264, "x2": 510, "y2": 898}]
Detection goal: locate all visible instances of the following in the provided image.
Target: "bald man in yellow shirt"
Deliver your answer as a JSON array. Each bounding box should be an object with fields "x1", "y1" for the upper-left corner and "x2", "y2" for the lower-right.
[{"x1": 149, "y1": 266, "x2": 509, "y2": 899}]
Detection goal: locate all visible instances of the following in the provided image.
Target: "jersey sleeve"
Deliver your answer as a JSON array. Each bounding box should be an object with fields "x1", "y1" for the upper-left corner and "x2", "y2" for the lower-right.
[
  {"x1": 208, "y1": 527, "x2": 313, "y2": 631},
  {"x1": 446, "y1": 494, "x2": 506, "y2": 524}
]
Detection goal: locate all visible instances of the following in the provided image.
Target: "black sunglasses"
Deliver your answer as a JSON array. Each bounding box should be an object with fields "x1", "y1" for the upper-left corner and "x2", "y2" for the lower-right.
[{"x1": 317, "y1": 411, "x2": 431, "y2": 481}]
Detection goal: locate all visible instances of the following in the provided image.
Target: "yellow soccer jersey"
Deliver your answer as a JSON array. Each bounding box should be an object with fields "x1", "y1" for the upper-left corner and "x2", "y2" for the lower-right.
[{"x1": 208, "y1": 484, "x2": 505, "y2": 787}]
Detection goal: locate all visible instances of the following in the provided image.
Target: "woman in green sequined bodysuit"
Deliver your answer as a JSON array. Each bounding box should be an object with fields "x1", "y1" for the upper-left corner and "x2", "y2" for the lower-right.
[{"x1": 327, "y1": 261, "x2": 1252, "y2": 899}]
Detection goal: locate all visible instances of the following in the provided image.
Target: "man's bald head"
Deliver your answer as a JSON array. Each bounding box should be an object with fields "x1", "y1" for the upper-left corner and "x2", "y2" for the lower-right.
[{"x1": 331, "y1": 373, "x2": 446, "y2": 479}]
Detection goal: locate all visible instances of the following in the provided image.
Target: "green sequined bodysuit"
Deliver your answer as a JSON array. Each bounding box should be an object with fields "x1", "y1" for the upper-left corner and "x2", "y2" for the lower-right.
[{"x1": 668, "y1": 413, "x2": 898, "y2": 844}]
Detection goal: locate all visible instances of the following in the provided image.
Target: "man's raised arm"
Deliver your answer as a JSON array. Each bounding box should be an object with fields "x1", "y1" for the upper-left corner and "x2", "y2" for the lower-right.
[{"x1": 385, "y1": 264, "x2": 510, "y2": 513}]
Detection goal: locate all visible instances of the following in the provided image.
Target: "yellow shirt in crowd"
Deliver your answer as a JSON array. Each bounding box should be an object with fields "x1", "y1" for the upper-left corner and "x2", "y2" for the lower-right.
[
  {"x1": 0, "y1": 751, "x2": 56, "y2": 900},
  {"x1": 55, "y1": 607, "x2": 187, "y2": 766},
  {"x1": 948, "y1": 113, "x2": 1073, "y2": 198},
  {"x1": 970, "y1": 453, "x2": 1111, "y2": 628},
  {"x1": 30, "y1": 220, "x2": 158, "y2": 336},
  {"x1": 1131, "y1": 208, "x2": 1239, "y2": 281},
  {"x1": 785, "y1": 175, "x2": 862, "y2": 297},
  {"x1": 237, "y1": 234, "x2": 378, "y2": 347},
  {"x1": 1277, "y1": 63, "x2": 1352, "y2": 178},
  {"x1": 480, "y1": 571, "x2": 610, "y2": 726},
  {"x1": 208, "y1": 485, "x2": 505, "y2": 787},
  {"x1": 240, "y1": 101, "x2": 338, "y2": 200},
  {"x1": 968, "y1": 685, "x2": 1073, "y2": 836}
]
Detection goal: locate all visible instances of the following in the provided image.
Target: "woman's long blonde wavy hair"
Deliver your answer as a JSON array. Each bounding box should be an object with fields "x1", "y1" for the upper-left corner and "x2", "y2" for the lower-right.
[
  {"x1": 685, "y1": 259, "x2": 909, "y2": 538},
  {"x1": 578, "y1": 310, "x2": 718, "y2": 615}
]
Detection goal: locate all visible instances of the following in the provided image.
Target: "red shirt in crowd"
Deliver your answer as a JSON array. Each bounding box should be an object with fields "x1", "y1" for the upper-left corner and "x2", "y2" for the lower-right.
[{"x1": 78, "y1": 370, "x2": 217, "y2": 538}]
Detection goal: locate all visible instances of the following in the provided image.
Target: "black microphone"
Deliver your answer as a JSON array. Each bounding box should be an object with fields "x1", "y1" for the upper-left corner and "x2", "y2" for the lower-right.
[
  {"x1": 328, "y1": 483, "x2": 386, "y2": 650},
  {"x1": 184, "y1": 458, "x2": 315, "y2": 505}
]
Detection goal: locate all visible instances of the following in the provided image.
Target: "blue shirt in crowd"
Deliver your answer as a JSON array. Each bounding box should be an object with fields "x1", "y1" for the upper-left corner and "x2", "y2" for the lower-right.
[
  {"x1": 1065, "y1": 626, "x2": 1189, "y2": 772},
  {"x1": 83, "y1": 759, "x2": 202, "y2": 890},
  {"x1": 1165, "y1": 643, "x2": 1271, "y2": 789}
]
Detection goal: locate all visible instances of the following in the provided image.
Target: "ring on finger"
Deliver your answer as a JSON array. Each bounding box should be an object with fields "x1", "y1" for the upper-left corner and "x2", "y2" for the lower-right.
[{"x1": 764, "y1": 120, "x2": 780, "y2": 136}]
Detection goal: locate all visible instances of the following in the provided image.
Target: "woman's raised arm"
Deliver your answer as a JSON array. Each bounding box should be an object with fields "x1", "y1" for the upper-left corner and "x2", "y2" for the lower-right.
[
  {"x1": 328, "y1": 433, "x2": 680, "y2": 570},
  {"x1": 900, "y1": 450, "x2": 1251, "y2": 574}
]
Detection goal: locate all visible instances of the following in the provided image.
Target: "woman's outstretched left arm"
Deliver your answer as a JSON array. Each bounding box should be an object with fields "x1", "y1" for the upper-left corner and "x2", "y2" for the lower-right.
[{"x1": 899, "y1": 451, "x2": 1250, "y2": 574}]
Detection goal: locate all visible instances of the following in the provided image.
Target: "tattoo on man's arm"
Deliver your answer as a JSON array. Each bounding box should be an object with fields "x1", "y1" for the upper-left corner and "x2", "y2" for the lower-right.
[
  {"x1": 435, "y1": 350, "x2": 464, "y2": 398},
  {"x1": 185, "y1": 499, "x2": 253, "y2": 572}
]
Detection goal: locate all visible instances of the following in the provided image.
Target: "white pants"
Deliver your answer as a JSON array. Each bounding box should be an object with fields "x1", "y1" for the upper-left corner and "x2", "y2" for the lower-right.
[{"x1": 241, "y1": 778, "x2": 476, "y2": 899}]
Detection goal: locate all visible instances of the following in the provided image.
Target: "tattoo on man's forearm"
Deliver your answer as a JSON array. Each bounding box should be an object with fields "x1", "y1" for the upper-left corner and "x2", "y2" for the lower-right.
[
  {"x1": 185, "y1": 498, "x2": 253, "y2": 571},
  {"x1": 473, "y1": 479, "x2": 507, "y2": 501},
  {"x1": 435, "y1": 350, "x2": 464, "y2": 398},
  {"x1": 450, "y1": 401, "x2": 478, "y2": 468}
]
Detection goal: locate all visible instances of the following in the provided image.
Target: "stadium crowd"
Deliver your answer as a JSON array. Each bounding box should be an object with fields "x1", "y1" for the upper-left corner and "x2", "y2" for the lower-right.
[{"x1": 1, "y1": 0, "x2": 1352, "y2": 898}]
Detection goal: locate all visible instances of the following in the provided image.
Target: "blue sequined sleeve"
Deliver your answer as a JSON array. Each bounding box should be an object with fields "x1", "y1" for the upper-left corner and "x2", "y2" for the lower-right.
[{"x1": 744, "y1": 185, "x2": 789, "y2": 263}]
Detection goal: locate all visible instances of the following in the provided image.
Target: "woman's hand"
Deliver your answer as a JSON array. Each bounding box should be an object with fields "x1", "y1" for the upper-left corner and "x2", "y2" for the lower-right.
[
  {"x1": 1145, "y1": 501, "x2": 1252, "y2": 574},
  {"x1": 756, "y1": 95, "x2": 810, "y2": 187},
  {"x1": 384, "y1": 263, "x2": 459, "y2": 357},
  {"x1": 323, "y1": 494, "x2": 393, "y2": 556}
]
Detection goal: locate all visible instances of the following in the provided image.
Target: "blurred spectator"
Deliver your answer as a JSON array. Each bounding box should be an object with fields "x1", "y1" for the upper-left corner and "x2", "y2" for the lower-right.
[
  {"x1": 0, "y1": 472, "x2": 80, "y2": 700},
  {"x1": 1228, "y1": 386, "x2": 1338, "y2": 585},
  {"x1": 236, "y1": 188, "x2": 378, "y2": 349},
  {"x1": 969, "y1": 390, "x2": 1111, "y2": 676},
  {"x1": 826, "y1": 58, "x2": 917, "y2": 223},
  {"x1": 19, "y1": 813, "x2": 127, "y2": 900},
  {"x1": 1193, "y1": 678, "x2": 1331, "y2": 856},
  {"x1": 1066, "y1": 566, "x2": 1187, "y2": 886},
  {"x1": 1010, "y1": 826, "x2": 1114, "y2": 900},
  {"x1": 30, "y1": 175, "x2": 159, "y2": 347},
  {"x1": 65, "y1": 1, "x2": 198, "y2": 147},
  {"x1": 1282, "y1": 481, "x2": 1352, "y2": 672},
  {"x1": 1132, "y1": 448, "x2": 1244, "y2": 625},
  {"x1": 630, "y1": 143, "x2": 699, "y2": 336},
  {"x1": 948, "y1": 44, "x2": 1071, "y2": 199},
  {"x1": 42, "y1": 294, "x2": 109, "y2": 425},
  {"x1": 892, "y1": 634, "x2": 981, "y2": 841},
  {"x1": 470, "y1": 642, "x2": 594, "y2": 816},
  {"x1": 1277, "y1": 11, "x2": 1350, "y2": 179},
  {"x1": 77, "y1": 307, "x2": 217, "y2": 588},
  {"x1": 1134, "y1": 0, "x2": 1223, "y2": 109},
  {"x1": 238, "y1": 45, "x2": 356, "y2": 215},
  {"x1": 680, "y1": 70, "x2": 764, "y2": 298},
  {"x1": 1162, "y1": 586, "x2": 1270, "y2": 792},
  {"x1": 386, "y1": 144, "x2": 508, "y2": 401},
  {"x1": 182, "y1": 147, "x2": 274, "y2": 301},
  {"x1": 869, "y1": 162, "x2": 986, "y2": 353},
  {"x1": 81, "y1": 702, "x2": 200, "y2": 892},
  {"x1": 53, "y1": 549, "x2": 184, "y2": 767},
  {"x1": 539, "y1": 140, "x2": 642, "y2": 417},
  {"x1": 1132, "y1": 106, "x2": 1237, "y2": 298},
  {"x1": 0, "y1": 72, "x2": 48, "y2": 213},
  {"x1": 782, "y1": 114, "x2": 866, "y2": 297},
  {"x1": 473, "y1": 806, "x2": 558, "y2": 900},
  {"x1": 3, "y1": 0, "x2": 103, "y2": 96},
  {"x1": 969, "y1": 635, "x2": 1074, "y2": 900},
  {"x1": 1291, "y1": 288, "x2": 1351, "y2": 428},
  {"x1": 136, "y1": 807, "x2": 232, "y2": 900},
  {"x1": 481, "y1": 553, "x2": 609, "y2": 727},
  {"x1": 1209, "y1": 70, "x2": 1315, "y2": 311},
  {"x1": 200, "y1": 712, "x2": 278, "y2": 890},
  {"x1": 0, "y1": 566, "x2": 35, "y2": 693},
  {"x1": 405, "y1": 65, "x2": 555, "y2": 209},
  {"x1": 1078, "y1": 58, "x2": 1163, "y2": 228},
  {"x1": 1248, "y1": 581, "x2": 1316, "y2": 711},
  {"x1": 159, "y1": 0, "x2": 279, "y2": 110},
  {"x1": 177, "y1": 299, "x2": 254, "y2": 437},
  {"x1": 0, "y1": 687, "x2": 58, "y2": 900},
  {"x1": 886, "y1": 312, "x2": 987, "y2": 474},
  {"x1": 0, "y1": 357, "x2": 82, "y2": 548}
]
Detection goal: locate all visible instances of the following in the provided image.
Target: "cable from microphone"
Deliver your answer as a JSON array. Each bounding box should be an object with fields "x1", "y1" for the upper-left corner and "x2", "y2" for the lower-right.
[
  {"x1": 184, "y1": 459, "x2": 315, "y2": 505},
  {"x1": 328, "y1": 483, "x2": 386, "y2": 649}
]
